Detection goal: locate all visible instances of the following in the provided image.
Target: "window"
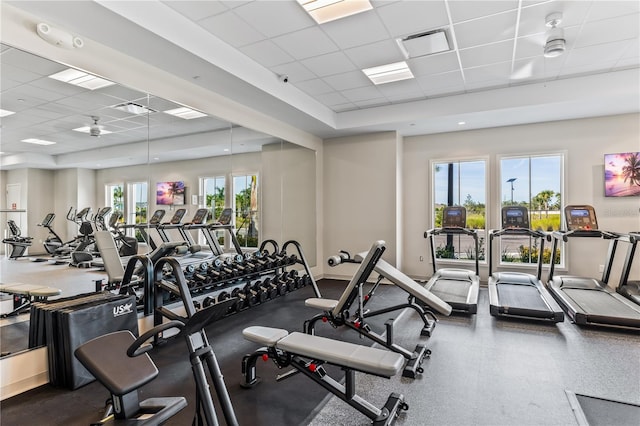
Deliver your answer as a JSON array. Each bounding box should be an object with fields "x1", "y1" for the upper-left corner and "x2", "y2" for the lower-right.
[
  {"x1": 500, "y1": 154, "x2": 563, "y2": 266},
  {"x1": 202, "y1": 176, "x2": 226, "y2": 244},
  {"x1": 233, "y1": 174, "x2": 259, "y2": 248},
  {"x1": 432, "y1": 159, "x2": 487, "y2": 262},
  {"x1": 106, "y1": 183, "x2": 124, "y2": 216},
  {"x1": 128, "y1": 182, "x2": 148, "y2": 240}
]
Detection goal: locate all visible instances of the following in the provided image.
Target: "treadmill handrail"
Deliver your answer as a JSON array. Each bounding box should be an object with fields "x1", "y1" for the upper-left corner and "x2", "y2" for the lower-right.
[
  {"x1": 425, "y1": 227, "x2": 479, "y2": 276},
  {"x1": 489, "y1": 228, "x2": 547, "y2": 280},
  {"x1": 491, "y1": 227, "x2": 546, "y2": 239},
  {"x1": 425, "y1": 227, "x2": 477, "y2": 237}
]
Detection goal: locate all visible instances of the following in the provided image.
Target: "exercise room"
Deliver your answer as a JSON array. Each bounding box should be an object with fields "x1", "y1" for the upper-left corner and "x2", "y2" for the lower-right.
[{"x1": 1, "y1": 1, "x2": 639, "y2": 425}]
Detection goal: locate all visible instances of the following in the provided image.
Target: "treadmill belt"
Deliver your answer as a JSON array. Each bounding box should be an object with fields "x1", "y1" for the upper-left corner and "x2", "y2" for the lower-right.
[
  {"x1": 431, "y1": 279, "x2": 470, "y2": 303},
  {"x1": 497, "y1": 284, "x2": 549, "y2": 312},
  {"x1": 563, "y1": 289, "x2": 640, "y2": 319}
]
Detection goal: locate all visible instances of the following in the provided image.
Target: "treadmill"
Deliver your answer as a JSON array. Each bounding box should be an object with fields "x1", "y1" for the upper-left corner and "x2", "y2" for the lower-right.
[
  {"x1": 616, "y1": 231, "x2": 640, "y2": 305},
  {"x1": 548, "y1": 205, "x2": 640, "y2": 329},
  {"x1": 423, "y1": 206, "x2": 480, "y2": 313},
  {"x1": 488, "y1": 206, "x2": 564, "y2": 322}
]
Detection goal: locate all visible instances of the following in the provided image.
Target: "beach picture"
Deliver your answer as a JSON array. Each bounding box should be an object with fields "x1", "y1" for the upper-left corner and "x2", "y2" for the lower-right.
[
  {"x1": 157, "y1": 181, "x2": 185, "y2": 205},
  {"x1": 604, "y1": 152, "x2": 640, "y2": 197}
]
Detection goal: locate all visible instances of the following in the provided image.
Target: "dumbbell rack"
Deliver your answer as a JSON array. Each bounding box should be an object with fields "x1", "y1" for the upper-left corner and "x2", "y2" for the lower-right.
[{"x1": 149, "y1": 239, "x2": 320, "y2": 329}]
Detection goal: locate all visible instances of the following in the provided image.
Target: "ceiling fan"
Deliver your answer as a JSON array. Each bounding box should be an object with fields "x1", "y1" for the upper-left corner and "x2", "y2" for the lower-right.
[
  {"x1": 89, "y1": 116, "x2": 102, "y2": 137},
  {"x1": 510, "y1": 12, "x2": 566, "y2": 81}
]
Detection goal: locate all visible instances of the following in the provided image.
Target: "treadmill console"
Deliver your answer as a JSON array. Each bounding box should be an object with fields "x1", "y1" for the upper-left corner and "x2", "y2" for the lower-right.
[
  {"x1": 148, "y1": 210, "x2": 166, "y2": 225},
  {"x1": 442, "y1": 206, "x2": 466, "y2": 228},
  {"x1": 217, "y1": 208, "x2": 233, "y2": 225},
  {"x1": 565, "y1": 205, "x2": 598, "y2": 230},
  {"x1": 191, "y1": 208, "x2": 209, "y2": 225},
  {"x1": 169, "y1": 208, "x2": 187, "y2": 224},
  {"x1": 502, "y1": 206, "x2": 529, "y2": 229}
]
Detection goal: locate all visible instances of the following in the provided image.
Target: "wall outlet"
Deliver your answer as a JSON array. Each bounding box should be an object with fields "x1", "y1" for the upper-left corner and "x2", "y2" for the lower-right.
[
  {"x1": 598, "y1": 265, "x2": 604, "y2": 273},
  {"x1": 419, "y1": 256, "x2": 424, "y2": 262}
]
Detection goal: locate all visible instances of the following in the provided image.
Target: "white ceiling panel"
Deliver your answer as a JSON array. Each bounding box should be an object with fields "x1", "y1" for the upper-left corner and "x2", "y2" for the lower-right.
[
  {"x1": 353, "y1": 97, "x2": 390, "y2": 108},
  {"x1": 341, "y1": 86, "x2": 384, "y2": 103},
  {"x1": 518, "y1": 1, "x2": 591, "y2": 37},
  {"x1": 300, "y1": 51, "x2": 357, "y2": 77},
  {"x1": 375, "y1": 1, "x2": 449, "y2": 38},
  {"x1": 270, "y1": 61, "x2": 317, "y2": 83},
  {"x1": 459, "y1": 40, "x2": 514, "y2": 69},
  {"x1": 575, "y1": 14, "x2": 640, "y2": 48},
  {"x1": 448, "y1": 0, "x2": 519, "y2": 23},
  {"x1": 323, "y1": 71, "x2": 370, "y2": 91},
  {"x1": 272, "y1": 27, "x2": 339, "y2": 60},
  {"x1": 586, "y1": 1, "x2": 640, "y2": 22},
  {"x1": 240, "y1": 40, "x2": 294, "y2": 68},
  {"x1": 454, "y1": 10, "x2": 518, "y2": 49},
  {"x1": 232, "y1": 0, "x2": 313, "y2": 38},
  {"x1": 408, "y1": 51, "x2": 460, "y2": 77},
  {"x1": 295, "y1": 78, "x2": 335, "y2": 96},
  {"x1": 375, "y1": 78, "x2": 423, "y2": 98},
  {"x1": 416, "y1": 70, "x2": 465, "y2": 96},
  {"x1": 162, "y1": 1, "x2": 228, "y2": 21},
  {"x1": 564, "y1": 39, "x2": 638, "y2": 69},
  {"x1": 315, "y1": 92, "x2": 349, "y2": 107},
  {"x1": 464, "y1": 62, "x2": 511, "y2": 84},
  {"x1": 197, "y1": 11, "x2": 265, "y2": 48},
  {"x1": 343, "y1": 39, "x2": 405, "y2": 69},
  {"x1": 321, "y1": 10, "x2": 389, "y2": 50}
]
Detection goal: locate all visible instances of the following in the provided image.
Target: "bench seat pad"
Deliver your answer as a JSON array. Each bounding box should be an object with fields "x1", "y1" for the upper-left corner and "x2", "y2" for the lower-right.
[
  {"x1": 0, "y1": 283, "x2": 61, "y2": 297},
  {"x1": 305, "y1": 298, "x2": 338, "y2": 311},
  {"x1": 243, "y1": 326, "x2": 404, "y2": 377}
]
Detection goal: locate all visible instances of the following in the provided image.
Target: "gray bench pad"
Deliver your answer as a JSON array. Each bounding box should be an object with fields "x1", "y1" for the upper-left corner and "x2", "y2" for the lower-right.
[
  {"x1": 0, "y1": 283, "x2": 61, "y2": 297},
  {"x1": 243, "y1": 326, "x2": 404, "y2": 377}
]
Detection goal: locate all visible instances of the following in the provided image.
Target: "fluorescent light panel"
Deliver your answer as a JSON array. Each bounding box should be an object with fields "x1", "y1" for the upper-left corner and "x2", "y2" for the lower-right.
[
  {"x1": 298, "y1": 0, "x2": 372, "y2": 24},
  {"x1": 164, "y1": 107, "x2": 207, "y2": 120},
  {"x1": 397, "y1": 29, "x2": 450, "y2": 59},
  {"x1": 49, "y1": 68, "x2": 115, "y2": 90},
  {"x1": 0, "y1": 109, "x2": 16, "y2": 117},
  {"x1": 363, "y1": 61, "x2": 414, "y2": 85},
  {"x1": 73, "y1": 126, "x2": 113, "y2": 135},
  {"x1": 21, "y1": 138, "x2": 56, "y2": 145}
]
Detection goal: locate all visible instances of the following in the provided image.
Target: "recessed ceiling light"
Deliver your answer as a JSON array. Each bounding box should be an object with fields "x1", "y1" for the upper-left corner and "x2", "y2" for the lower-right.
[
  {"x1": 458, "y1": 121, "x2": 466, "y2": 125},
  {"x1": 48, "y1": 68, "x2": 115, "y2": 90},
  {"x1": 21, "y1": 138, "x2": 56, "y2": 145},
  {"x1": 223, "y1": 148, "x2": 230, "y2": 152},
  {"x1": 0, "y1": 109, "x2": 16, "y2": 117},
  {"x1": 112, "y1": 102, "x2": 158, "y2": 115},
  {"x1": 153, "y1": 157, "x2": 160, "y2": 160},
  {"x1": 73, "y1": 126, "x2": 113, "y2": 135},
  {"x1": 297, "y1": 0, "x2": 372, "y2": 24},
  {"x1": 363, "y1": 61, "x2": 414, "y2": 85},
  {"x1": 163, "y1": 107, "x2": 207, "y2": 120}
]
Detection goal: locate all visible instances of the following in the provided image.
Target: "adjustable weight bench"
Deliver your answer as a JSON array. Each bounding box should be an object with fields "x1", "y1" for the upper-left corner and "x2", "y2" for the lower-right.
[
  {"x1": 0, "y1": 283, "x2": 61, "y2": 317},
  {"x1": 241, "y1": 326, "x2": 408, "y2": 426},
  {"x1": 305, "y1": 240, "x2": 452, "y2": 378}
]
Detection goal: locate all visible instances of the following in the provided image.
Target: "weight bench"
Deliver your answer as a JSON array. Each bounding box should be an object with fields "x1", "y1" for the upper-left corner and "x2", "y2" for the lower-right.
[
  {"x1": 75, "y1": 330, "x2": 187, "y2": 424},
  {"x1": 305, "y1": 240, "x2": 452, "y2": 378},
  {"x1": 0, "y1": 283, "x2": 61, "y2": 317},
  {"x1": 241, "y1": 325, "x2": 408, "y2": 426}
]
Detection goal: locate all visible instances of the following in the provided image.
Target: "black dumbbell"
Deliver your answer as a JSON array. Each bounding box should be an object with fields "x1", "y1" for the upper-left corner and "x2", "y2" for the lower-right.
[
  {"x1": 202, "y1": 295, "x2": 216, "y2": 308},
  {"x1": 230, "y1": 288, "x2": 249, "y2": 311}
]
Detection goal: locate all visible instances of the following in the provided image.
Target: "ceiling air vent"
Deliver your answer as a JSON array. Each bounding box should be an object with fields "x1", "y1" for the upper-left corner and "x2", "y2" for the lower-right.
[
  {"x1": 396, "y1": 29, "x2": 451, "y2": 59},
  {"x1": 111, "y1": 102, "x2": 158, "y2": 115}
]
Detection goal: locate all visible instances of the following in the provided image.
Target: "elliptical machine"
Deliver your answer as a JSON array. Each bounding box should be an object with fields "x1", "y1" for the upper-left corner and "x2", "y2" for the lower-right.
[{"x1": 38, "y1": 213, "x2": 64, "y2": 255}]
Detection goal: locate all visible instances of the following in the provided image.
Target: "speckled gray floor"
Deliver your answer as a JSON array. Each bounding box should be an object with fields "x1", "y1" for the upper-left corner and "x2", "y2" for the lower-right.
[{"x1": 308, "y1": 289, "x2": 640, "y2": 426}]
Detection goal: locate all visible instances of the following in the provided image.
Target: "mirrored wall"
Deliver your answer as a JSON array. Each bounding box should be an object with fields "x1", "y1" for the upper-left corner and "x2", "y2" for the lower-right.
[{"x1": 0, "y1": 44, "x2": 316, "y2": 357}]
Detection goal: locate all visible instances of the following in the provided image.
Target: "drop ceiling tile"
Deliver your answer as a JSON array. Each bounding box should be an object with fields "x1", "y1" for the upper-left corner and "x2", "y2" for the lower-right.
[
  {"x1": 459, "y1": 40, "x2": 514, "y2": 69},
  {"x1": 233, "y1": 1, "x2": 313, "y2": 38},
  {"x1": 322, "y1": 9, "x2": 389, "y2": 50},
  {"x1": 2, "y1": 48, "x2": 65, "y2": 77},
  {"x1": 565, "y1": 39, "x2": 637, "y2": 68},
  {"x1": 408, "y1": 51, "x2": 460, "y2": 77},
  {"x1": 454, "y1": 10, "x2": 518, "y2": 49},
  {"x1": 219, "y1": 1, "x2": 251, "y2": 10},
  {"x1": 353, "y1": 97, "x2": 391, "y2": 108},
  {"x1": 344, "y1": 39, "x2": 405, "y2": 69},
  {"x1": 513, "y1": 33, "x2": 547, "y2": 60},
  {"x1": 29, "y1": 77, "x2": 86, "y2": 97},
  {"x1": 270, "y1": 62, "x2": 317, "y2": 83},
  {"x1": 295, "y1": 78, "x2": 335, "y2": 96},
  {"x1": 375, "y1": 1, "x2": 449, "y2": 38},
  {"x1": 198, "y1": 11, "x2": 265, "y2": 48},
  {"x1": 464, "y1": 79, "x2": 508, "y2": 92},
  {"x1": 273, "y1": 26, "x2": 339, "y2": 60},
  {"x1": 575, "y1": 14, "x2": 639, "y2": 48},
  {"x1": 448, "y1": 0, "x2": 519, "y2": 23},
  {"x1": 341, "y1": 86, "x2": 384, "y2": 102},
  {"x1": 416, "y1": 70, "x2": 465, "y2": 96},
  {"x1": 620, "y1": 38, "x2": 639, "y2": 60},
  {"x1": 464, "y1": 62, "x2": 511, "y2": 83},
  {"x1": 240, "y1": 40, "x2": 294, "y2": 68},
  {"x1": 300, "y1": 51, "x2": 357, "y2": 77},
  {"x1": 162, "y1": 1, "x2": 228, "y2": 21},
  {"x1": 387, "y1": 93, "x2": 425, "y2": 103},
  {"x1": 315, "y1": 92, "x2": 349, "y2": 106},
  {"x1": 331, "y1": 103, "x2": 357, "y2": 112},
  {"x1": 323, "y1": 71, "x2": 370, "y2": 91},
  {"x1": 586, "y1": 1, "x2": 640, "y2": 22},
  {"x1": 0, "y1": 63, "x2": 43, "y2": 84},
  {"x1": 559, "y1": 59, "x2": 622, "y2": 78},
  {"x1": 375, "y1": 78, "x2": 423, "y2": 98}
]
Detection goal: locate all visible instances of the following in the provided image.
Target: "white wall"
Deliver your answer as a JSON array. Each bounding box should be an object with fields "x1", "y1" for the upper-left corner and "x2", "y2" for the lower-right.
[
  {"x1": 401, "y1": 113, "x2": 640, "y2": 283},
  {"x1": 25, "y1": 168, "x2": 55, "y2": 254},
  {"x1": 323, "y1": 132, "x2": 399, "y2": 278}
]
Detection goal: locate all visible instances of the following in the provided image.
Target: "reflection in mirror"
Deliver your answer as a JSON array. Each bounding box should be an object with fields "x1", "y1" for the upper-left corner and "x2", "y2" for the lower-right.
[{"x1": 0, "y1": 44, "x2": 317, "y2": 358}]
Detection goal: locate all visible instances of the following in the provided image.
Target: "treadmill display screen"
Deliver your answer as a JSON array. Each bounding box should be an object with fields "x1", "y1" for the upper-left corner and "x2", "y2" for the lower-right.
[
  {"x1": 169, "y1": 208, "x2": 187, "y2": 224},
  {"x1": 191, "y1": 209, "x2": 209, "y2": 225},
  {"x1": 442, "y1": 206, "x2": 466, "y2": 228},
  {"x1": 149, "y1": 210, "x2": 166, "y2": 225},
  {"x1": 565, "y1": 205, "x2": 598, "y2": 230},
  {"x1": 501, "y1": 206, "x2": 529, "y2": 228}
]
